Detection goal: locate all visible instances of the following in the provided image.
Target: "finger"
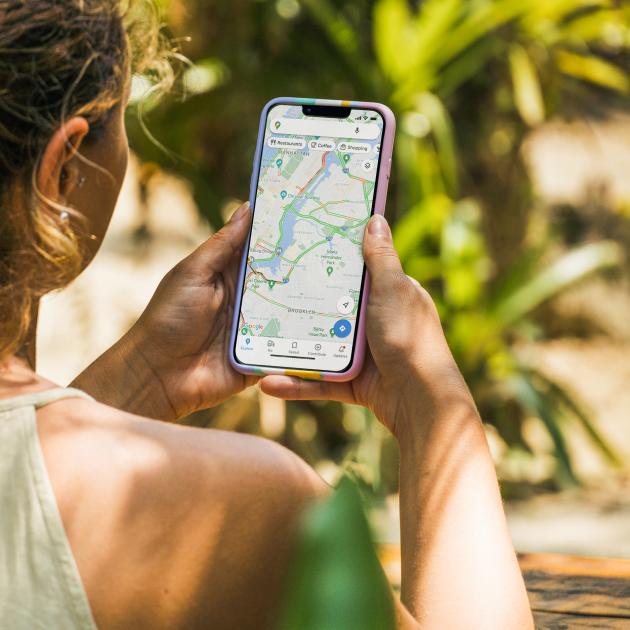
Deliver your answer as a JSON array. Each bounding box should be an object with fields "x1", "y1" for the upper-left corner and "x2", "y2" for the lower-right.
[
  {"x1": 362, "y1": 215, "x2": 405, "y2": 299},
  {"x1": 224, "y1": 233, "x2": 248, "y2": 291},
  {"x1": 193, "y1": 202, "x2": 251, "y2": 273},
  {"x1": 260, "y1": 376, "x2": 356, "y2": 404}
]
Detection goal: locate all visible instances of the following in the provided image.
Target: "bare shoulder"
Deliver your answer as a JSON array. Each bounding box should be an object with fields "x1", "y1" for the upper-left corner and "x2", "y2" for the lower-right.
[
  {"x1": 38, "y1": 396, "x2": 325, "y2": 509},
  {"x1": 37, "y1": 397, "x2": 327, "y2": 630}
]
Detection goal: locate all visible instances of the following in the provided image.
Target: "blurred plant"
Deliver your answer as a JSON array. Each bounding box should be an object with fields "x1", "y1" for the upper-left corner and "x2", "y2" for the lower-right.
[
  {"x1": 370, "y1": 0, "x2": 630, "y2": 486},
  {"x1": 397, "y1": 192, "x2": 625, "y2": 485},
  {"x1": 277, "y1": 475, "x2": 396, "y2": 630},
  {"x1": 128, "y1": 0, "x2": 630, "y2": 488}
]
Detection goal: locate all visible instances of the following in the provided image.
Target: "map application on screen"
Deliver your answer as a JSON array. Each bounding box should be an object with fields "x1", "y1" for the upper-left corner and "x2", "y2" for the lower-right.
[{"x1": 234, "y1": 104, "x2": 385, "y2": 372}]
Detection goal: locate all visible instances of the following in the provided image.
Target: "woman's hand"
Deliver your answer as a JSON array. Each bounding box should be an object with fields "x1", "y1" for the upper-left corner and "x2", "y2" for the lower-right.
[
  {"x1": 73, "y1": 202, "x2": 257, "y2": 421},
  {"x1": 261, "y1": 214, "x2": 476, "y2": 439}
]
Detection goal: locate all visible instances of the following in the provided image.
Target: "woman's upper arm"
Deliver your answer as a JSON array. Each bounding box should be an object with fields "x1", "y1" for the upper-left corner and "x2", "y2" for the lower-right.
[
  {"x1": 131, "y1": 426, "x2": 328, "y2": 629},
  {"x1": 177, "y1": 431, "x2": 418, "y2": 630}
]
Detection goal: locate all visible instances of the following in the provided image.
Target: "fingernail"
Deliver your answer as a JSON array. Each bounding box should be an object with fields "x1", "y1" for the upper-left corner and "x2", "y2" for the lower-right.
[
  {"x1": 229, "y1": 202, "x2": 250, "y2": 223},
  {"x1": 368, "y1": 214, "x2": 391, "y2": 238}
]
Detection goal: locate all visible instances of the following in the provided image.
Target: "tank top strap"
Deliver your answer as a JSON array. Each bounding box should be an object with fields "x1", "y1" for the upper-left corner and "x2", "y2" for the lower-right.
[
  {"x1": 0, "y1": 384, "x2": 98, "y2": 628},
  {"x1": 0, "y1": 387, "x2": 94, "y2": 413}
]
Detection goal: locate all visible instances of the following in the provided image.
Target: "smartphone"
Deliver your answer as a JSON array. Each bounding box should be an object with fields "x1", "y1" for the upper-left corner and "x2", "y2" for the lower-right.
[{"x1": 229, "y1": 97, "x2": 396, "y2": 381}]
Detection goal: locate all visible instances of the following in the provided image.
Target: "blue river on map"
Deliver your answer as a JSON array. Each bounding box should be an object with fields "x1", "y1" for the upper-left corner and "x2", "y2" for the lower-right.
[{"x1": 252, "y1": 151, "x2": 342, "y2": 278}]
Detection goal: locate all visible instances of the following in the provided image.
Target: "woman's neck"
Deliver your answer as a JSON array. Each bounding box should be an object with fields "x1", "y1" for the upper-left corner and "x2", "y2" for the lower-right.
[
  {"x1": 0, "y1": 354, "x2": 52, "y2": 400},
  {"x1": 17, "y1": 298, "x2": 39, "y2": 370},
  {"x1": 0, "y1": 300, "x2": 48, "y2": 399}
]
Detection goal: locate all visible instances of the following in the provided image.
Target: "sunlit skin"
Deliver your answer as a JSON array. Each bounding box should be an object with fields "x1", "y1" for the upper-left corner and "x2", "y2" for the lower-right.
[{"x1": 0, "y1": 84, "x2": 534, "y2": 628}]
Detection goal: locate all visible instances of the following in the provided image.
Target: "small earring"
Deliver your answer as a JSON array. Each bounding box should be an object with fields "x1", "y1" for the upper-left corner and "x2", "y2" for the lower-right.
[
  {"x1": 59, "y1": 210, "x2": 69, "y2": 222},
  {"x1": 77, "y1": 175, "x2": 86, "y2": 189}
]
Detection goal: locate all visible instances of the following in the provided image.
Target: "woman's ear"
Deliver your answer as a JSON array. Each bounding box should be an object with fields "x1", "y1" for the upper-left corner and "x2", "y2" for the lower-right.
[{"x1": 36, "y1": 117, "x2": 90, "y2": 203}]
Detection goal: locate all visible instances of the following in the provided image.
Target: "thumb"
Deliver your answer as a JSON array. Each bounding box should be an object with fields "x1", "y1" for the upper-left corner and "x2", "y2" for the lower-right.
[
  {"x1": 362, "y1": 215, "x2": 404, "y2": 298},
  {"x1": 193, "y1": 202, "x2": 251, "y2": 273}
]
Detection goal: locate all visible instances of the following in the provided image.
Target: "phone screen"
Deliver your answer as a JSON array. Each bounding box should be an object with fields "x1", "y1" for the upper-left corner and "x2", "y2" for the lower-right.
[{"x1": 234, "y1": 103, "x2": 386, "y2": 372}]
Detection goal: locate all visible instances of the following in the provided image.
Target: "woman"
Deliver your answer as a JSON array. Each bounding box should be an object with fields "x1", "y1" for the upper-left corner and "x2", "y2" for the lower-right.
[{"x1": 0, "y1": 1, "x2": 533, "y2": 628}]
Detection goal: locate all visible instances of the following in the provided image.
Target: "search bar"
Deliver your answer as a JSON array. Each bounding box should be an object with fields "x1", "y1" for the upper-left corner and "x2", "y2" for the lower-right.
[{"x1": 270, "y1": 117, "x2": 380, "y2": 140}]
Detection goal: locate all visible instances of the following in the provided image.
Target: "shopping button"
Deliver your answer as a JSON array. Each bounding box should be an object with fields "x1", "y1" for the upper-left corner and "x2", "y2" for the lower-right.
[{"x1": 333, "y1": 319, "x2": 352, "y2": 338}]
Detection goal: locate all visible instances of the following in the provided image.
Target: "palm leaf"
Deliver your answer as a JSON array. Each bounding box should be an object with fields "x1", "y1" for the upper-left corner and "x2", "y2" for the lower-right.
[
  {"x1": 519, "y1": 0, "x2": 611, "y2": 38},
  {"x1": 556, "y1": 50, "x2": 630, "y2": 92},
  {"x1": 525, "y1": 367, "x2": 622, "y2": 467},
  {"x1": 373, "y1": 0, "x2": 424, "y2": 83},
  {"x1": 491, "y1": 241, "x2": 623, "y2": 325},
  {"x1": 488, "y1": 244, "x2": 549, "y2": 310},
  {"x1": 439, "y1": 36, "x2": 503, "y2": 97},
  {"x1": 559, "y1": 7, "x2": 630, "y2": 45},
  {"x1": 509, "y1": 44, "x2": 545, "y2": 126},
  {"x1": 413, "y1": 93, "x2": 459, "y2": 195},
  {"x1": 300, "y1": 0, "x2": 381, "y2": 95},
  {"x1": 509, "y1": 374, "x2": 579, "y2": 486},
  {"x1": 393, "y1": 194, "x2": 452, "y2": 261},
  {"x1": 433, "y1": 0, "x2": 532, "y2": 69},
  {"x1": 409, "y1": 0, "x2": 462, "y2": 70}
]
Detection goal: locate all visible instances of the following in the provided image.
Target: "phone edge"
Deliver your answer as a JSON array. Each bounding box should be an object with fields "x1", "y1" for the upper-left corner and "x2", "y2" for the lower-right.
[{"x1": 228, "y1": 96, "x2": 396, "y2": 382}]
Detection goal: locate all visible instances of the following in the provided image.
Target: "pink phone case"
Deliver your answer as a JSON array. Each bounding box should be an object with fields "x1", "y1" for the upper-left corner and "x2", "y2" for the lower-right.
[{"x1": 229, "y1": 97, "x2": 396, "y2": 382}]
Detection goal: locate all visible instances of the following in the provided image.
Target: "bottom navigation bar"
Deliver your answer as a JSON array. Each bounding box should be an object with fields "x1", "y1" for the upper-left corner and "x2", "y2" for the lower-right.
[{"x1": 236, "y1": 335, "x2": 352, "y2": 371}]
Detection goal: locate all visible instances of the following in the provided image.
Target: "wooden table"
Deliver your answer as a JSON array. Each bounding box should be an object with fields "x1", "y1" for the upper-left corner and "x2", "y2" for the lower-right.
[
  {"x1": 379, "y1": 546, "x2": 630, "y2": 628},
  {"x1": 520, "y1": 553, "x2": 630, "y2": 629}
]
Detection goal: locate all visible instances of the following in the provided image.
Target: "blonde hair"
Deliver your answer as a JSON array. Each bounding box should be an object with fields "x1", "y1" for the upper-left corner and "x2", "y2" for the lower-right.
[{"x1": 0, "y1": 0, "x2": 172, "y2": 357}]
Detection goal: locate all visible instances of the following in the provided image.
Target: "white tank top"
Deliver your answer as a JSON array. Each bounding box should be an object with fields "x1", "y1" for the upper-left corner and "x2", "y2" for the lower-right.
[{"x1": 0, "y1": 388, "x2": 97, "y2": 629}]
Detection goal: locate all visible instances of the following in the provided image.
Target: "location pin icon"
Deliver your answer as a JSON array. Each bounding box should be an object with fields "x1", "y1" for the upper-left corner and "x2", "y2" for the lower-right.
[
  {"x1": 274, "y1": 121, "x2": 281, "y2": 130},
  {"x1": 280, "y1": 190, "x2": 287, "y2": 199}
]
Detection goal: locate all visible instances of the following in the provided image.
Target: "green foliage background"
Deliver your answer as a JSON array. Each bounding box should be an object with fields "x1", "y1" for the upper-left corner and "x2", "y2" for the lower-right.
[{"x1": 128, "y1": 0, "x2": 630, "y2": 493}]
